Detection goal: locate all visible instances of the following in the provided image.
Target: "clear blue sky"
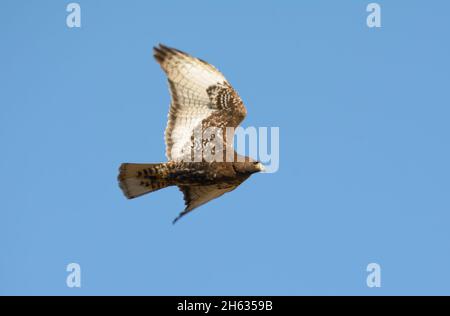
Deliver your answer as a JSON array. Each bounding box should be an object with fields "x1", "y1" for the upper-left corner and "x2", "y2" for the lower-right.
[{"x1": 1, "y1": 0, "x2": 450, "y2": 295}]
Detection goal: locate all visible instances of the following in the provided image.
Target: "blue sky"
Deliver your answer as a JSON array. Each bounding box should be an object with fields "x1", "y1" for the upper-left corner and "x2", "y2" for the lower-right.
[{"x1": 1, "y1": 0, "x2": 450, "y2": 295}]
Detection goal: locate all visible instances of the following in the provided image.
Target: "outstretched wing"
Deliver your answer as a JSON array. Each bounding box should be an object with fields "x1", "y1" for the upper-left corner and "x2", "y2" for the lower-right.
[
  {"x1": 174, "y1": 184, "x2": 239, "y2": 224},
  {"x1": 153, "y1": 44, "x2": 247, "y2": 162}
]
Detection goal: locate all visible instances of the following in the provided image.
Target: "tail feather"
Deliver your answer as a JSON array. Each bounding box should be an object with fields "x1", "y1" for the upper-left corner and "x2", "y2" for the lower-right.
[{"x1": 118, "y1": 163, "x2": 172, "y2": 199}]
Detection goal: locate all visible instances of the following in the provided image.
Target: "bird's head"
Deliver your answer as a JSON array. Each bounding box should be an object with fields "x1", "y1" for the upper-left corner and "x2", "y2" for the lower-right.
[{"x1": 233, "y1": 161, "x2": 265, "y2": 175}]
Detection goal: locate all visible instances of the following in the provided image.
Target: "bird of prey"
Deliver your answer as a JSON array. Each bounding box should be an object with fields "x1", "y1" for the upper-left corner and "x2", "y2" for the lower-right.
[{"x1": 118, "y1": 44, "x2": 264, "y2": 223}]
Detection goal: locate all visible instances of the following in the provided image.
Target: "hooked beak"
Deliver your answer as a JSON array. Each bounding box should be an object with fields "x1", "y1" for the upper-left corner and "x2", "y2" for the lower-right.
[{"x1": 256, "y1": 162, "x2": 265, "y2": 173}]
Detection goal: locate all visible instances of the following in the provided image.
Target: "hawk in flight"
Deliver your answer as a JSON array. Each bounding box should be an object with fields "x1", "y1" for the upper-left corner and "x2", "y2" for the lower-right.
[{"x1": 118, "y1": 44, "x2": 264, "y2": 223}]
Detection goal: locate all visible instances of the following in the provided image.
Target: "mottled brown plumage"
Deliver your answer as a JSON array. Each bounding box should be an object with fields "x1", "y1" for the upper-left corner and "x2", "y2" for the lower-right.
[{"x1": 118, "y1": 44, "x2": 264, "y2": 223}]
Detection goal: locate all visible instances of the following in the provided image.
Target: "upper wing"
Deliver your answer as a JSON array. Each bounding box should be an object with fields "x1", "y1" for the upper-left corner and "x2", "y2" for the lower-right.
[
  {"x1": 153, "y1": 44, "x2": 247, "y2": 162},
  {"x1": 174, "y1": 184, "x2": 239, "y2": 223}
]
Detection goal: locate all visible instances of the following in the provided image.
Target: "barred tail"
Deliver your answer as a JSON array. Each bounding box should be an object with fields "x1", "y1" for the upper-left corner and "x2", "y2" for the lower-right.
[{"x1": 118, "y1": 163, "x2": 173, "y2": 199}]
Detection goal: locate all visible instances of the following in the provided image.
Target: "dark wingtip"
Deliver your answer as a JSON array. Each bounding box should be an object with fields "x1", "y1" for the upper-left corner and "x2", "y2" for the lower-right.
[
  {"x1": 172, "y1": 214, "x2": 183, "y2": 225},
  {"x1": 160, "y1": 43, "x2": 188, "y2": 56},
  {"x1": 172, "y1": 208, "x2": 190, "y2": 225},
  {"x1": 153, "y1": 43, "x2": 191, "y2": 66},
  {"x1": 153, "y1": 44, "x2": 167, "y2": 64},
  {"x1": 158, "y1": 43, "x2": 169, "y2": 50}
]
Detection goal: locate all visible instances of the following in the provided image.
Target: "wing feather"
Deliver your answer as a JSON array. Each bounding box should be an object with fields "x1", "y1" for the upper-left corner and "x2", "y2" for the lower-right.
[
  {"x1": 174, "y1": 184, "x2": 238, "y2": 223},
  {"x1": 153, "y1": 44, "x2": 247, "y2": 162}
]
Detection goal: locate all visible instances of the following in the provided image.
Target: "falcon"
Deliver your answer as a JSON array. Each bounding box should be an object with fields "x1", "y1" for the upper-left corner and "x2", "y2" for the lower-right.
[{"x1": 118, "y1": 44, "x2": 264, "y2": 223}]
